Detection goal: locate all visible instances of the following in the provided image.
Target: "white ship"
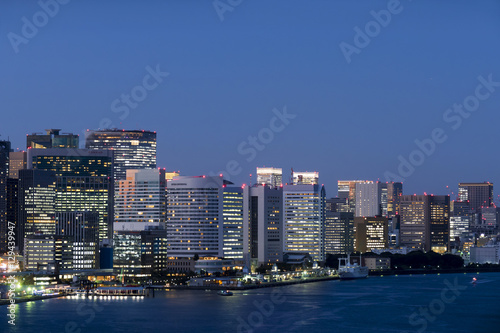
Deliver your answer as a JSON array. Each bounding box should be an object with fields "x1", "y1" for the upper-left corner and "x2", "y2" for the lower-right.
[{"x1": 338, "y1": 254, "x2": 369, "y2": 280}]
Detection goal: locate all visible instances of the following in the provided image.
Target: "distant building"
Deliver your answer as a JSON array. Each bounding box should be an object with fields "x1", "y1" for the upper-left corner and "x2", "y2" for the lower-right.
[
  {"x1": 354, "y1": 216, "x2": 388, "y2": 253},
  {"x1": 8, "y1": 151, "x2": 26, "y2": 179},
  {"x1": 0, "y1": 141, "x2": 10, "y2": 254},
  {"x1": 399, "y1": 195, "x2": 450, "y2": 253},
  {"x1": 450, "y1": 201, "x2": 471, "y2": 239},
  {"x1": 18, "y1": 169, "x2": 57, "y2": 254},
  {"x1": 56, "y1": 211, "x2": 99, "y2": 270},
  {"x1": 324, "y1": 212, "x2": 354, "y2": 255},
  {"x1": 24, "y1": 234, "x2": 73, "y2": 272},
  {"x1": 325, "y1": 197, "x2": 349, "y2": 213},
  {"x1": 28, "y1": 148, "x2": 114, "y2": 243},
  {"x1": 363, "y1": 257, "x2": 391, "y2": 271},
  {"x1": 166, "y1": 176, "x2": 224, "y2": 258},
  {"x1": 85, "y1": 129, "x2": 157, "y2": 181},
  {"x1": 26, "y1": 129, "x2": 79, "y2": 149},
  {"x1": 114, "y1": 169, "x2": 166, "y2": 232},
  {"x1": 223, "y1": 186, "x2": 244, "y2": 260},
  {"x1": 338, "y1": 180, "x2": 372, "y2": 213},
  {"x1": 458, "y1": 182, "x2": 493, "y2": 212},
  {"x1": 386, "y1": 182, "x2": 403, "y2": 218},
  {"x1": 292, "y1": 171, "x2": 319, "y2": 185},
  {"x1": 283, "y1": 184, "x2": 325, "y2": 262},
  {"x1": 469, "y1": 245, "x2": 500, "y2": 264},
  {"x1": 243, "y1": 185, "x2": 283, "y2": 265},
  {"x1": 476, "y1": 207, "x2": 500, "y2": 235},
  {"x1": 256, "y1": 167, "x2": 282, "y2": 187},
  {"x1": 355, "y1": 182, "x2": 382, "y2": 217}
]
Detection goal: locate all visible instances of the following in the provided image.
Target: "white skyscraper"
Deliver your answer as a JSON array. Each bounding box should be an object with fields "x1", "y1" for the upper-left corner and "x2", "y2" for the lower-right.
[
  {"x1": 283, "y1": 184, "x2": 326, "y2": 262},
  {"x1": 166, "y1": 175, "x2": 224, "y2": 258},
  {"x1": 114, "y1": 169, "x2": 166, "y2": 231}
]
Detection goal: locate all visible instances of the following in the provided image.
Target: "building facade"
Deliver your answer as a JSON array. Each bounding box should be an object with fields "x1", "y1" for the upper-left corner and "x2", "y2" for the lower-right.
[
  {"x1": 166, "y1": 176, "x2": 224, "y2": 258},
  {"x1": 243, "y1": 185, "x2": 283, "y2": 265},
  {"x1": 115, "y1": 169, "x2": 166, "y2": 231},
  {"x1": 256, "y1": 167, "x2": 282, "y2": 187},
  {"x1": 283, "y1": 184, "x2": 325, "y2": 262},
  {"x1": 458, "y1": 182, "x2": 493, "y2": 212},
  {"x1": 27, "y1": 148, "x2": 114, "y2": 243},
  {"x1": 85, "y1": 129, "x2": 156, "y2": 181},
  {"x1": 324, "y1": 211, "x2": 354, "y2": 255},
  {"x1": 354, "y1": 216, "x2": 388, "y2": 253},
  {"x1": 399, "y1": 195, "x2": 450, "y2": 253},
  {"x1": 222, "y1": 186, "x2": 244, "y2": 260}
]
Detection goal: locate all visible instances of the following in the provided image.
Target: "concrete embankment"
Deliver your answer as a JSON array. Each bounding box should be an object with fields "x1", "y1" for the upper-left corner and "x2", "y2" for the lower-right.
[{"x1": 0, "y1": 294, "x2": 66, "y2": 306}]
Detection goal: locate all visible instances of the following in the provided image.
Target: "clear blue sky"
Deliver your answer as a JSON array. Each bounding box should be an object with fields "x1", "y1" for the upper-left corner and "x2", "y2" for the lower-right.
[{"x1": 1, "y1": 0, "x2": 500, "y2": 199}]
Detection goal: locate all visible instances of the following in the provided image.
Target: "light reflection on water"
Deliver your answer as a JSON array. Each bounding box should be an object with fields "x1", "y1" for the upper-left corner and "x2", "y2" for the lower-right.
[{"x1": 1, "y1": 272, "x2": 499, "y2": 333}]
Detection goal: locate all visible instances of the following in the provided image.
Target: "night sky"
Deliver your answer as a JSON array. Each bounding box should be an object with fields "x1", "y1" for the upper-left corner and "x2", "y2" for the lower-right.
[{"x1": 2, "y1": 0, "x2": 500, "y2": 199}]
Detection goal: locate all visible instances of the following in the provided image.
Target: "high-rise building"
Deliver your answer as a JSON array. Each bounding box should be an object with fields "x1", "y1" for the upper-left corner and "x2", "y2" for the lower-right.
[
  {"x1": 386, "y1": 182, "x2": 403, "y2": 218},
  {"x1": 476, "y1": 207, "x2": 500, "y2": 235},
  {"x1": 338, "y1": 180, "x2": 372, "y2": 213},
  {"x1": 0, "y1": 140, "x2": 10, "y2": 254},
  {"x1": 283, "y1": 184, "x2": 326, "y2": 262},
  {"x1": 354, "y1": 216, "x2": 388, "y2": 253},
  {"x1": 115, "y1": 169, "x2": 166, "y2": 232},
  {"x1": 222, "y1": 186, "x2": 244, "y2": 260},
  {"x1": 292, "y1": 171, "x2": 319, "y2": 185},
  {"x1": 324, "y1": 212, "x2": 354, "y2": 255},
  {"x1": 8, "y1": 151, "x2": 26, "y2": 179},
  {"x1": 243, "y1": 185, "x2": 283, "y2": 265},
  {"x1": 85, "y1": 129, "x2": 157, "y2": 181},
  {"x1": 325, "y1": 197, "x2": 349, "y2": 213},
  {"x1": 256, "y1": 167, "x2": 282, "y2": 187},
  {"x1": 18, "y1": 169, "x2": 57, "y2": 254},
  {"x1": 24, "y1": 234, "x2": 73, "y2": 272},
  {"x1": 27, "y1": 129, "x2": 79, "y2": 149},
  {"x1": 113, "y1": 226, "x2": 168, "y2": 279},
  {"x1": 355, "y1": 182, "x2": 381, "y2": 217},
  {"x1": 400, "y1": 195, "x2": 450, "y2": 253},
  {"x1": 166, "y1": 176, "x2": 224, "y2": 258},
  {"x1": 458, "y1": 182, "x2": 493, "y2": 212},
  {"x1": 27, "y1": 148, "x2": 114, "y2": 243},
  {"x1": 56, "y1": 211, "x2": 99, "y2": 270},
  {"x1": 450, "y1": 201, "x2": 470, "y2": 240}
]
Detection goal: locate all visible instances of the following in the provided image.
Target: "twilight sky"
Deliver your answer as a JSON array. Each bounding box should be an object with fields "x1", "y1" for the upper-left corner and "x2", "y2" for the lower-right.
[{"x1": 1, "y1": 0, "x2": 500, "y2": 199}]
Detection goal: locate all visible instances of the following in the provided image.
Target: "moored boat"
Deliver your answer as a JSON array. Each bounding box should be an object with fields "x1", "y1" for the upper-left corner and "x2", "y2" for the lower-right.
[{"x1": 338, "y1": 254, "x2": 369, "y2": 280}]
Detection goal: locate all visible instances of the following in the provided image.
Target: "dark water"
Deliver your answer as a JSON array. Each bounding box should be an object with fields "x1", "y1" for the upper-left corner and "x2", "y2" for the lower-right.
[{"x1": 2, "y1": 272, "x2": 500, "y2": 333}]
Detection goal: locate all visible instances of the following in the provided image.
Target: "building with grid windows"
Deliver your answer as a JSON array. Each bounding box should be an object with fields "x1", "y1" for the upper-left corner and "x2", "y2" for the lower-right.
[
  {"x1": 222, "y1": 186, "x2": 244, "y2": 260},
  {"x1": 325, "y1": 212, "x2": 354, "y2": 255},
  {"x1": 354, "y1": 216, "x2": 388, "y2": 253},
  {"x1": 27, "y1": 148, "x2": 114, "y2": 243},
  {"x1": 85, "y1": 129, "x2": 156, "y2": 181},
  {"x1": 115, "y1": 169, "x2": 166, "y2": 232},
  {"x1": 243, "y1": 185, "x2": 283, "y2": 265},
  {"x1": 400, "y1": 194, "x2": 450, "y2": 253},
  {"x1": 458, "y1": 182, "x2": 493, "y2": 212},
  {"x1": 166, "y1": 176, "x2": 224, "y2": 258},
  {"x1": 283, "y1": 184, "x2": 325, "y2": 262}
]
